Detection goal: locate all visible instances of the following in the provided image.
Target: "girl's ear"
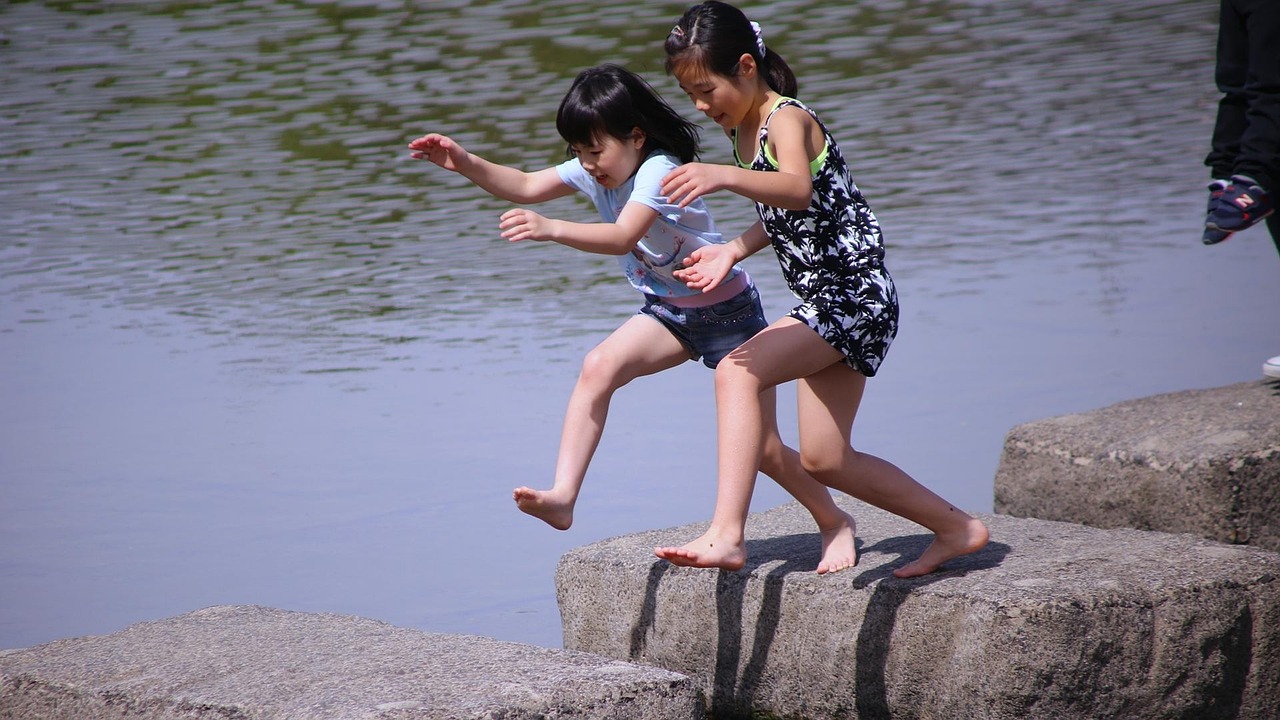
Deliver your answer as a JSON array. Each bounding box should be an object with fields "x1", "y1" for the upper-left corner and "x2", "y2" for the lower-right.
[
  {"x1": 631, "y1": 127, "x2": 647, "y2": 148},
  {"x1": 737, "y1": 53, "x2": 757, "y2": 78}
]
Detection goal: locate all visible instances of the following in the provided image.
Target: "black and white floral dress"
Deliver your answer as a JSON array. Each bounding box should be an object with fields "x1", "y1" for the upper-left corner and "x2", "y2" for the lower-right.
[{"x1": 733, "y1": 97, "x2": 898, "y2": 376}]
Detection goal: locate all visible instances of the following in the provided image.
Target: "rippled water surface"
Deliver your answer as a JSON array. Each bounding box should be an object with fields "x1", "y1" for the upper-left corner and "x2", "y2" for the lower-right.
[{"x1": 3, "y1": 0, "x2": 1277, "y2": 650}]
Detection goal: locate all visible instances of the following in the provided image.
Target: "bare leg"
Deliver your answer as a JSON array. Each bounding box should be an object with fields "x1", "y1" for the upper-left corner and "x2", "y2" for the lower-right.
[
  {"x1": 654, "y1": 322, "x2": 798, "y2": 570},
  {"x1": 654, "y1": 379, "x2": 859, "y2": 572},
  {"x1": 757, "y1": 387, "x2": 858, "y2": 574},
  {"x1": 794, "y1": 351, "x2": 989, "y2": 578},
  {"x1": 656, "y1": 318, "x2": 986, "y2": 575},
  {"x1": 515, "y1": 315, "x2": 689, "y2": 529}
]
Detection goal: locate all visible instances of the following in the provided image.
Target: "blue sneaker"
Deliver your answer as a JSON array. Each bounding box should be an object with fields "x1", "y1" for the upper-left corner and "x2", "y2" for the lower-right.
[
  {"x1": 1202, "y1": 179, "x2": 1232, "y2": 244},
  {"x1": 1206, "y1": 175, "x2": 1274, "y2": 233}
]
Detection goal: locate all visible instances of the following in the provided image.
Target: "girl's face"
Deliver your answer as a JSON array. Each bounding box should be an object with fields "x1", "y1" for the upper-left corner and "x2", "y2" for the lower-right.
[
  {"x1": 570, "y1": 130, "x2": 646, "y2": 189},
  {"x1": 672, "y1": 57, "x2": 758, "y2": 130}
]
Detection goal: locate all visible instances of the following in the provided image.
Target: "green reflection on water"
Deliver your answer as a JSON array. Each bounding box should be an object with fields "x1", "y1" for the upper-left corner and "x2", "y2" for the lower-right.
[{"x1": 0, "y1": 0, "x2": 1217, "y2": 353}]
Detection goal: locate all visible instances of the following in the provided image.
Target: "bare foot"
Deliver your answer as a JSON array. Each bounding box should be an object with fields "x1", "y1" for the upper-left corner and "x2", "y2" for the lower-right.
[
  {"x1": 654, "y1": 529, "x2": 746, "y2": 571},
  {"x1": 892, "y1": 517, "x2": 990, "y2": 578},
  {"x1": 512, "y1": 486, "x2": 574, "y2": 531},
  {"x1": 816, "y1": 510, "x2": 858, "y2": 575}
]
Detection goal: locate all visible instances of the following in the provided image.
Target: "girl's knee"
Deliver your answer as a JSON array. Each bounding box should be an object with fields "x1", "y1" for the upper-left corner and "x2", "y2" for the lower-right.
[
  {"x1": 578, "y1": 347, "x2": 628, "y2": 391},
  {"x1": 800, "y1": 447, "x2": 847, "y2": 481},
  {"x1": 714, "y1": 358, "x2": 759, "y2": 394}
]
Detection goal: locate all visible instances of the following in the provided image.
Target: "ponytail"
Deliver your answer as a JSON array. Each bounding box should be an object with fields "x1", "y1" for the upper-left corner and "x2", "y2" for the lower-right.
[{"x1": 760, "y1": 47, "x2": 797, "y2": 98}]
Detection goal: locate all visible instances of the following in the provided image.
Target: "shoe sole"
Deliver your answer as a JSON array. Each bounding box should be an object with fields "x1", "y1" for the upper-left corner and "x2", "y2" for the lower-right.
[{"x1": 1202, "y1": 228, "x2": 1233, "y2": 245}]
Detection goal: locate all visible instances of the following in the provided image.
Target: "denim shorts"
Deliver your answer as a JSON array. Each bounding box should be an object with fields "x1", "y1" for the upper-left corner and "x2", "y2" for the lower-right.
[{"x1": 640, "y1": 285, "x2": 768, "y2": 368}]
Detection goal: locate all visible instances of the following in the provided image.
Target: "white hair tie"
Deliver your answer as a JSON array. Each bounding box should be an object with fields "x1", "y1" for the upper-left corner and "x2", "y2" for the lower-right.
[{"x1": 749, "y1": 20, "x2": 766, "y2": 56}]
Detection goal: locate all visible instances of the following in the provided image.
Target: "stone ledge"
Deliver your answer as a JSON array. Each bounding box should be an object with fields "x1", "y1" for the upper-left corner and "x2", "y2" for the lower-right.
[
  {"x1": 993, "y1": 379, "x2": 1280, "y2": 550},
  {"x1": 0, "y1": 605, "x2": 705, "y2": 720},
  {"x1": 555, "y1": 500, "x2": 1280, "y2": 720}
]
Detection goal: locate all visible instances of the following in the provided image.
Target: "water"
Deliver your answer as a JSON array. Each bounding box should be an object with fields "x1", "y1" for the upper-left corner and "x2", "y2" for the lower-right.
[{"x1": 2, "y1": 0, "x2": 1277, "y2": 651}]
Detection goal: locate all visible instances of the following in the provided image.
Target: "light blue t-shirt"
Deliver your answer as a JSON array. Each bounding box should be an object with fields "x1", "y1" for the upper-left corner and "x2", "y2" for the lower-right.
[{"x1": 555, "y1": 150, "x2": 741, "y2": 298}]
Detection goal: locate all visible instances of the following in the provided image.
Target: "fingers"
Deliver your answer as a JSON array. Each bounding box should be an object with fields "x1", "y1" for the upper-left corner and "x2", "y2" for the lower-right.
[
  {"x1": 498, "y1": 208, "x2": 532, "y2": 242},
  {"x1": 407, "y1": 134, "x2": 435, "y2": 161},
  {"x1": 407, "y1": 133, "x2": 454, "y2": 163},
  {"x1": 661, "y1": 166, "x2": 693, "y2": 206},
  {"x1": 667, "y1": 178, "x2": 703, "y2": 208},
  {"x1": 676, "y1": 265, "x2": 717, "y2": 290},
  {"x1": 673, "y1": 263, "x2": 721, "y2": 291},
  {"x1": 407, "y1": 133, "x2": 444, "y2": 151},
  {"x1": 673, "y1": 268, "x2": 702, "y2": 285},
  {"x1": 498, "y1": 209, "x2": 520, "y2": 239},
  {"x1": 660, "y1": 164, "x2": 714, "y2": 208},
  {"x1": 673, "y1": 254, "x2": 706, "y2": 285}
]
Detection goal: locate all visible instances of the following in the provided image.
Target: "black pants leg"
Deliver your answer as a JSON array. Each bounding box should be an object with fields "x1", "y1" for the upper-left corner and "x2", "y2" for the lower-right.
[{"x1": 1206, "y1": 0, "x2": 1280, "y2": 193}]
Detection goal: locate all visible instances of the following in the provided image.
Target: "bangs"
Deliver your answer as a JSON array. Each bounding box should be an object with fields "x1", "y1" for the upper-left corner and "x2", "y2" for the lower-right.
[
  {"x1": 556, "y1": 70, "x2": 637, "y2": 153},
  {"x1": 665, "y1": 45, "x2": 713, "y2": 83},
  {"x1": 556, "y1": 102, "x2": 610, "y2": 150}
]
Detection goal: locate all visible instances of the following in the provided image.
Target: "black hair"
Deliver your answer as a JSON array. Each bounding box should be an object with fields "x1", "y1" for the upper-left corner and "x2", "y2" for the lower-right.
[
  {"x1": 555, "y1": 64, "x2": 701, "y2": 164},
  {"x1": 664, "y1": 1, "x2": 798, "y2": 98}
]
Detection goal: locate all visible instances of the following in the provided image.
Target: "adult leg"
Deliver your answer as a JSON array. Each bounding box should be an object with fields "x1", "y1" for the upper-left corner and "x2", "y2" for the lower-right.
[
  {"x1": 794, "y1": 362, "x2": 989, "y2": 578},
  {"x1": 1207, "y1": 0, "x2": 1250, "y2": 180},
  {"x1": 514, "y1": 314, "x2": 690, "y2": 529},
  {"x1": 757, "y1": 386, "x2": 859, "y2": 573},
  {"x1": 1233, "y1": 0, "x2": 1280, "y2": 192}
]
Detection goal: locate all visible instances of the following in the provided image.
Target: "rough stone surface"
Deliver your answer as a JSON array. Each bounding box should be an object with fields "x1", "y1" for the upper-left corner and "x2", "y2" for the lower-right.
[
  {"x1": 0, "y1": 605, "x2": 705, "y2": 720},
  {"x1": 993, "y1": 379, "x2": 1280, "y2": 551},
  {"x1": 556, "y1": 500, "x2": 1280, "y2": 720}
]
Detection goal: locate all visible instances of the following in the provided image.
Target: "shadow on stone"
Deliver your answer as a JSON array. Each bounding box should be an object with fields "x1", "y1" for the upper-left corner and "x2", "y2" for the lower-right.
[
  {"x1": 557, "y1": 502, "x2": 1280, "y2": 719},
  {"x1": 630, "y1": 561, "x2": 671, "y2": 658},
  {"x1": 712, "y1": 535, "x2": 818, "y2": 716},
  {"x1": 851, "y1": 534, "x2": 1010, "y2": 720},
  {"x1": 705, "y1": 532, "x2": 1010, "y2": 718}
]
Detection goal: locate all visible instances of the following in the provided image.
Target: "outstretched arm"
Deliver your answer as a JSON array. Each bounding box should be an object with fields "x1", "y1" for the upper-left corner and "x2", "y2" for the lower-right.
[
  {"x1": 673, "y1": 221, "x2": 771, "y2": 291},
  {"x1": 408, "y1": 133, "x2": 574, "y2": 204},
  {"x1": 498, "y1": 201, "x2": 659, "y2": 256}
]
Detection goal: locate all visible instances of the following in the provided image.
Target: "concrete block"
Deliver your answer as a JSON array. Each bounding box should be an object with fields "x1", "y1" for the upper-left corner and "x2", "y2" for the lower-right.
[
  {"x1": 0, "y1": 605, "x2": 705, "y2": 720},
  {"x1": 556, "y1": 500, "x2": 1280, "y2": 720},
  {"x1": 994, "y1": 379, "x2": 1280, "y2": 551}
]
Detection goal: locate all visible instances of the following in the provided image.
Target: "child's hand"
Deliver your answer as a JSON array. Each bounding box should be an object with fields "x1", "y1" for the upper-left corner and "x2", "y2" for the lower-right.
[
  {"x1": 661, "y1": 162, "x2": 727, "y2": 208},
  {"x1": 674, "y1": 245, "x2": 734, "y2": 292},
  {"x1": 499, "y1": 208, "x2": 554, "y2": 243},
  {"x1": 407, "y1": 133, "x2": 469, "y2": 171}
]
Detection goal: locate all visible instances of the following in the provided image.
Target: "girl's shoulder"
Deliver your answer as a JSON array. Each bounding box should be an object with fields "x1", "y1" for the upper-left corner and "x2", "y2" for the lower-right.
[
  {"x1": 766, "y1": 97, "x2": 820, "y2": 128},
  {"x1": 760, "y1": 98, "x2": 831, "y2": 174},
  {"x1": 762, "y1": 100, "x2": 823, "y2": 150},
  {"x1": 632, "y1": 150, "x2": 681, "y2": 185},
  {"x1": 639, "y1": 149, "x2": 680, "y2": 170}
]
